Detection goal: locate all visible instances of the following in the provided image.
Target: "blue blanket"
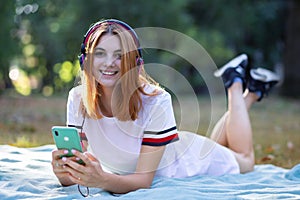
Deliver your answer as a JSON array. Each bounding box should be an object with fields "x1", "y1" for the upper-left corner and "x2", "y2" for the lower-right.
[{"x1": 1, "y1": 145, "x2": 300, "y2": 200}]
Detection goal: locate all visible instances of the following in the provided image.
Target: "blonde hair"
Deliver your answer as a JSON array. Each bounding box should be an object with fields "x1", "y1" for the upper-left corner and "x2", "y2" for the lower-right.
[{"x1": 80, "y1": 21, "x2": 160, "y2": 121}]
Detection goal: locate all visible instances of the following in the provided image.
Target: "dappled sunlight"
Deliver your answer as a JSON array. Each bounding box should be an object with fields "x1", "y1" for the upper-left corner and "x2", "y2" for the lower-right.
[
  {"x1": 59, "y1": 61, "x2": 75, "y2": 83},
  {"x1": 42, "y1": 85, "x2": 54, "y2": 97},
  {"x1": 9, "y1": 67, "x2": 31, "y2": 96},
  {"x1": 8, "y1": 60, "x2": 79, "y2": 96},
  {"x1": 22, "y1": 44, "x2": 35, "y2": 57}
]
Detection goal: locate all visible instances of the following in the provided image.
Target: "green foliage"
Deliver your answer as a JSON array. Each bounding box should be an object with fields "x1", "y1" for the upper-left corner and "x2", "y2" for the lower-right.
[
  {"x1": 0, "y1": 0, "x2": 21, "y2": 94},
  {"x1": 187, "y1": 0, "x2": 287, "y2": 67},
  {"x1": 0, "y1": 0, "x2": 288, "y2": 96}
]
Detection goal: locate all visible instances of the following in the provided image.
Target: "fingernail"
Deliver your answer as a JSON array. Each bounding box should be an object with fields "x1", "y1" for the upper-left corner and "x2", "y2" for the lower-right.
[
  {"x1": 75, "y1": 157, "x2": 80, "y2": 161},
  {"x1": 71, "y1": 149, "x2": 76, "y2": 154},
  {"x1": 64, "y1": 150, "x2": 69, "y2": 154},
  {"x1": 62, "y1": 157, "x2": 67, "y2": 162}
]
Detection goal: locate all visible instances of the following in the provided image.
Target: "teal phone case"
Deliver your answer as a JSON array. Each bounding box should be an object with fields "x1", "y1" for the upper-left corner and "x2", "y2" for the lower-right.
[{"x1": 51, "y1": 126, "x2": 83, "y2": 157}]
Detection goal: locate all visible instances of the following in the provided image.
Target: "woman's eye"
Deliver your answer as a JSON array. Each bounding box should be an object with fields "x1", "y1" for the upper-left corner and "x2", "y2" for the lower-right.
[
  {"x1": 94, "y1": 51, "x2": 105, "y2": 57},
  {"x1": 115, "y1": 53, "x2": 122, "y2": 60}
]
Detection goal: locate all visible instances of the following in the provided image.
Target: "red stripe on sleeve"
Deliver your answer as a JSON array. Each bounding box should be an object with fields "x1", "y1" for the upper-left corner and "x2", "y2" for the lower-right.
[{"x1": 142, "y1": 133, "x2": 179, "y2": 144}]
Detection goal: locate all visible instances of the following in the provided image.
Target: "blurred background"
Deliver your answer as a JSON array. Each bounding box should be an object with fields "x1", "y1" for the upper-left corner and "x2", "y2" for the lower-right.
[{"x1": 0, "y1": 0, "x2": 299, "y2": 168}]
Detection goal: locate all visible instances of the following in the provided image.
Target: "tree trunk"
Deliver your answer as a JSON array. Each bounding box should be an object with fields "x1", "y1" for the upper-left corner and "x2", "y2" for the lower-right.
[{"x1": 282, "y1": 0, "x2": 300, "y2": 98}]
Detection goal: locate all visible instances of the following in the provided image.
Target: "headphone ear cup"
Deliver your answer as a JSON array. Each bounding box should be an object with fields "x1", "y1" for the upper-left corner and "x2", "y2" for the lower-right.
[
  {"x1": 81, "y1": 44, "x2": 86, "y2": 54},
  {"x1": 136, "y1": 57, "x2": 144, "y2": 74},
  {"x1": 79, "y1": 43, "x2": 87, "y2": 70},
  {"x1": 136, "y1": 57, "x2": 144, "y2": 66},
  {"x1": 78, "y1": 54, "x2": 85, "y2": 70}
]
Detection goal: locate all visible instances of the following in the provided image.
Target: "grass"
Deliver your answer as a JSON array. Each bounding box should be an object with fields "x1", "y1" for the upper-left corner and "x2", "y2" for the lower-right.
[
  {"x1": 0, "y1": 92, "x2": 299, "y2": 169},
  {"x1": 0, "y1": 94, "x2": 66, "y2": 147}
]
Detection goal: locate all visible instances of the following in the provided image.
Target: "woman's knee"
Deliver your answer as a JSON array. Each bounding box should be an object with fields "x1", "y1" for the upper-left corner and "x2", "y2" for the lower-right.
[{"x1": 234, "y1": 152, "x2": 255, "y2": 173}]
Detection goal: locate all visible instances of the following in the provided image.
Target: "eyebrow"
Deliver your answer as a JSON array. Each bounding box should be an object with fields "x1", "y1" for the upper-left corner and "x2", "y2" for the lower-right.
[{"x1": 94, "y1": 47, "x2": 122, "y2": 53}]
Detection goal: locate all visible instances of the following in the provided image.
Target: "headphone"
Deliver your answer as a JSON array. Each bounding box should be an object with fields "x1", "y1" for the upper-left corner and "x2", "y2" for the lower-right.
[{"x1": 78, "y1": 19, "x2": 143, "y2": 71}]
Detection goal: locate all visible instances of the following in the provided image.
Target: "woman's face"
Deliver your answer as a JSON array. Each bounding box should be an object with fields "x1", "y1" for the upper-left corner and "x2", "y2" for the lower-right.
[{"x1": 92, "y1": 33, "x2": 122, "y2": 89}]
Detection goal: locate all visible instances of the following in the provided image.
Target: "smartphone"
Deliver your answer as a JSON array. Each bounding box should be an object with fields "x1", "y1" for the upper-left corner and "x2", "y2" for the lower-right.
[{"x1": 51, "y1": 126, "x2": 84, "y2": 164}]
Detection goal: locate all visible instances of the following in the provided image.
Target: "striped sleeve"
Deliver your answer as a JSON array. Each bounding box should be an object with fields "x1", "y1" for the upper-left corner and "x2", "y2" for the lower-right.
[
  {"x1": 142, "y1": 91, "x2": 179, "y2": 146},
  {"x1": 142, "y1": 126, "x2": 179, "y2": 146}
]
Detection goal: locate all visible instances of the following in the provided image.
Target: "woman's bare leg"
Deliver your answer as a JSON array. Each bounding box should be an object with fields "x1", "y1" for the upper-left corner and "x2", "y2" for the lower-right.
[
  {"x1": 210, "y1": 89, "x2": 257, "y2": 146},
  {"x1": 226, "y1": 82, "x2": 256, "y2": 173},
  {"x1": 210, "y1": 112, "x2": 228, "y2": 146},
  {"x1": 210, "y1": 83, "x2": 258, "y2": 173},
  {"x1": 211, "y1": 54, "x2": 280, "y2": 173}
]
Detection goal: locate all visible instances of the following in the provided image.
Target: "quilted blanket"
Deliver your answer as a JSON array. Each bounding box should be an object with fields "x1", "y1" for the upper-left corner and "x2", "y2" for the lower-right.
[{"x1": 1, "y1": 145, "x2": 300, "y2": 200}]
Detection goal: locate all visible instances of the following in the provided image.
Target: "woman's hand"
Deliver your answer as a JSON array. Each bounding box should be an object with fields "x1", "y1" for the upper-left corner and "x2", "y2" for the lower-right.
[
  {"x1": 51, "y1": 149, "x2": 76, "y2": 186},
  {"x1": 61, "y1": 150, "x2": 106, "y2": 188}
]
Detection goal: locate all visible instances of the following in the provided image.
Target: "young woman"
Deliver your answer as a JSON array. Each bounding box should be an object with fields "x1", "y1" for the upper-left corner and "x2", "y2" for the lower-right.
[{"x1": 51, "y1": 19, "x2": 280, "y2": 194}]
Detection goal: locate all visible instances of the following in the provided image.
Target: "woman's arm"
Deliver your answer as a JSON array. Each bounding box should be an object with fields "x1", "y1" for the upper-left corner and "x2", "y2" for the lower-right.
[
  {"x1": 62, "y1": 145, "x2": 165, "y2": 194},
  {"x1": 102, "y1": 145, "x2": 166, "y2": 193}
]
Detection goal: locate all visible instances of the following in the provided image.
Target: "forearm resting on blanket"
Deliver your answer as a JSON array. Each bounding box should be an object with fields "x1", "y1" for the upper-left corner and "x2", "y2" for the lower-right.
[
  {"x1": 100, "y1": 172, "x2": 155, "y2": 194},
  {"x1": 97, "y1": 145, "x2": 165, "y2": 194}
]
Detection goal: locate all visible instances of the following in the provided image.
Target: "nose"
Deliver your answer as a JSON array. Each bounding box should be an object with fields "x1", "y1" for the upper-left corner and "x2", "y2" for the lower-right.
[{"x1": 104, "y1": 55, "x2": 116, "y2": 67}]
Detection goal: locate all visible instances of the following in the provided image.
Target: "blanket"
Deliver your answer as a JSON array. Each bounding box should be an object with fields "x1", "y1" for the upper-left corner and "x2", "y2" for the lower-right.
[{"x1": 1, "y1": 145, "x2": 300, "y2": 200}]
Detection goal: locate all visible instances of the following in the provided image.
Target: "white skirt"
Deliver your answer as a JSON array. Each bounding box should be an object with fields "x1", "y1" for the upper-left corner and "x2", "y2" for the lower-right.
[{"x1": 155, "y1": 131, "x2": 240, "y2": 178}]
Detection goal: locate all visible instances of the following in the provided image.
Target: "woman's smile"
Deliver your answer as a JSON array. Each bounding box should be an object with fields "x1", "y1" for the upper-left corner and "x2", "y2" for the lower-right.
[{"x1": 99, "y1": 69, "x2": 119, "y2": 76}]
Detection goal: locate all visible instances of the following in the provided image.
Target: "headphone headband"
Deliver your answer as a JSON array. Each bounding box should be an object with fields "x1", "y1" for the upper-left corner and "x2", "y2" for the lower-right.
[
  {"x1": 82, "y1": 19, "x2": 141, "y2": 53},
  {"x1": 79, "y1": 19, "x2": 142, "y2": 69}
]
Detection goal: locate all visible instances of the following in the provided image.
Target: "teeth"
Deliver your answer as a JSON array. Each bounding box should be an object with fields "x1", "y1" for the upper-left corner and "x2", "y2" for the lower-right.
[{"x1": 100, "y1": 70, "x2": 117, "y2": 75}]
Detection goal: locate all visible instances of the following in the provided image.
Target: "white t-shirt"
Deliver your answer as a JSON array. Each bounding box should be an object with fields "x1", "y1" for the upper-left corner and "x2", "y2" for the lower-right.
[{"x1": 66, "y1": 84, "x2": 239, "y2": 177}]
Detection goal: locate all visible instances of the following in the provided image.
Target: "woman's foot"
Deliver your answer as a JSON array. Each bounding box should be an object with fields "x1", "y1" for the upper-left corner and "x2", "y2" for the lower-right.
[
  {"x1": 214, "y1": 54, "x2": 248, "y2": 90},
  {"x1": 214, "y1": 54, "x2": 280, "y2": 101},
  {"x1": 247, "y1": 68, "x2": 280, "y2": 101}
]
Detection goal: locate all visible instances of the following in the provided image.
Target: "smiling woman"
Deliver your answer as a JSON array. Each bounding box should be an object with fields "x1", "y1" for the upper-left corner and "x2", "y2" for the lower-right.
[{"x1": 50, "y1": 19, "x2": 280, "y2": 196}]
